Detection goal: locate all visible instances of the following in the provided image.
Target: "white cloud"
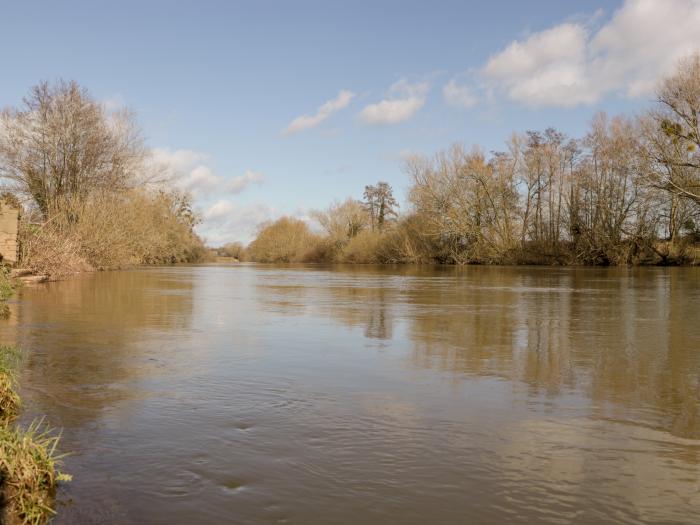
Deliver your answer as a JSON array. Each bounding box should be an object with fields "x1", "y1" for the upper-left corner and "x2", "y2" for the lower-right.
[
  {"x1": 148, "y1": 150, "x2": 268, "y2": 245},
  {"x1": 443, "y1": 79, "x2": 477, "y2": 108},
  {"x1": 149, "y1": 148, "x2": 263, "y2": 197},
  {"x1": 483, "y1": 23, "x2": 593, "y2": 107},
  {"x1": 203, "y1": 200, "x2": 236, "y2": 221},
  {"x1": 227, "y1": 170, "x2": 265, "y2": 193},
  {"x1": 360, "y1": 79, "x2": 429, "y2": 124},
  {"x1": 360, "y1": 99, "x2": 424, "y2": 125},
  {"x1": 283, "y1": 89, "x2": 355, "y2": 135},
  {"x1": 481, "y1": 0, "x2": 700, "y2": 107},
  {"x1": 197, "y1": 201, "x2": 315, "y2": 245},
  {"x1": 198, "y1": 201, "x2": 276, "y2": 245},
  {"x1": 589, "y1": 0, "x2": 700, "y2": 97},
  {"x1": 182, "y1": 165, "x2": 220, "y2": 193}
]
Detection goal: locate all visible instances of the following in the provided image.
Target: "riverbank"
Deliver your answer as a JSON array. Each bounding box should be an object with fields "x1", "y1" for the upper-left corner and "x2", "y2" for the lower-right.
[
  {"x1": 0, "y1": 271, "x2": 68, "y2": 525},
  {"x1": 245, "y1": 220, "x2": 700, "y2": 267}
]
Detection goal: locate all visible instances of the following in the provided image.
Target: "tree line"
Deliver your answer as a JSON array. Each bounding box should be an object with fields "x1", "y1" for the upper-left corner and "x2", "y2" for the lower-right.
[
  {"x1": 245, "y1": 54, "x2": 700, "y2": 266},
  {"x1": 0, "y1": 80, "x2": 207, "y2": 277}
]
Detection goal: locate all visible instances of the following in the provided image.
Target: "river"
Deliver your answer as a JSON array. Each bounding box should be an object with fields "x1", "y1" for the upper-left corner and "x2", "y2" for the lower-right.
[{"x1": 1, "y1": 264, "x2": 699, "y2": 524}]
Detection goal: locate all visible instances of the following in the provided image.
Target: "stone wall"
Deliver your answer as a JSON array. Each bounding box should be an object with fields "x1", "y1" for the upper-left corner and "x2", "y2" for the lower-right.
[{"x1": 0, "y1": 200, "x2": 20, "y2": 265}]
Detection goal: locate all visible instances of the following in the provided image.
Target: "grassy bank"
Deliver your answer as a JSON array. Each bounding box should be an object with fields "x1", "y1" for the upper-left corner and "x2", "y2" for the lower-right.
[{"x1": 0, "y1": 273, "x2": 68, "y2": 525}]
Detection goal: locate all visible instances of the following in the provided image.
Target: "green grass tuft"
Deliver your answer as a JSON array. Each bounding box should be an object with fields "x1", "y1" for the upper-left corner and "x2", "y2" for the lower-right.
[
  {"x1": 0, "y1": 344, "x2": 69, "y2": 524},
  {"x1": 0, "y1": 420, "x2": 70, "y2": 525}
]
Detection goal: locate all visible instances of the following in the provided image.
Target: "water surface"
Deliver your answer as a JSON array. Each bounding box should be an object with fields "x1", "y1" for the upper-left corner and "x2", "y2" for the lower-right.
[{"x1": 2, "y1": 264, "x2": 699, "y2": 524}]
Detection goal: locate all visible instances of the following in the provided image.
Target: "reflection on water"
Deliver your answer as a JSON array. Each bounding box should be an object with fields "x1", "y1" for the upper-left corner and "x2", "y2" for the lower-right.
[
  {"x1": 1, "y1": 264, "x2": 699, "y2": 524},
  {"x1": 2, "y1": 270, "x2": 195, "y2": 428}
]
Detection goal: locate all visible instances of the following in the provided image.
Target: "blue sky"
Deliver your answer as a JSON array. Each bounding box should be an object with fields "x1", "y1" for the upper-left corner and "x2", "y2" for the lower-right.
[{"x1": 2, "y1": 0, "x2": 699, "y2": 244}]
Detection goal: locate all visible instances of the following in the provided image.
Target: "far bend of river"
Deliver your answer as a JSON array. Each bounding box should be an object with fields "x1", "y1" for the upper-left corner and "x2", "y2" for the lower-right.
[{"x1": 1, "y1": 264, "x2": 699, "y2": 525}]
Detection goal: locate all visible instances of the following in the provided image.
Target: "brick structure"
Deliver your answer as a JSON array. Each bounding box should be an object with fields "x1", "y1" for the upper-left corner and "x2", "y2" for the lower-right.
[{"x1": 0, "y1": 198, "x2": 20, "y2": 265}]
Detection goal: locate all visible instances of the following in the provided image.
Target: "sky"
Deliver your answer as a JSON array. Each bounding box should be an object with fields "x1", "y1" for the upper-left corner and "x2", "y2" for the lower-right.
[{"x1": 2, "y1": 0, "x2": 700, "y2": 244}]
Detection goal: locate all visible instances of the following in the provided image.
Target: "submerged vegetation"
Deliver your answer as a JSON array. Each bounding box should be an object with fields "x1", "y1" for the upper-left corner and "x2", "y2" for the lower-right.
[
  {"x1": 0, "y1": 276, "x2": 68, "y2": 525},
  {"x1": 0, "y1": 80, "x2": 207, "y2": 279},
  {"x1": 245, "y1": 55, "x2": 700, "y2": 266}
]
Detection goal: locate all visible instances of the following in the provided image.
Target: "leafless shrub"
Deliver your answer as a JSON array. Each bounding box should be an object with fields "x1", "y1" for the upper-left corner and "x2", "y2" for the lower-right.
[
  {"x1": 247, "y1": 217, "x2": 319, "y2": 263},
  {"x1": 20, "y1": 189, "x2": 206, "y2": 277},
  {"x1": 19, "y1": 222, "x2": 92, "y2": 279}
]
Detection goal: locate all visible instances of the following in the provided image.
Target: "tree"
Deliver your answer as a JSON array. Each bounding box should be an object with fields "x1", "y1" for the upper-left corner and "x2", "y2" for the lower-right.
[
  {"x1": 643, "y1": 53, "x2": 700, "y2": 207},
  {"x1": 363, "y1": 181, "x2": 398, "y2": 230},
  {"x1": 515, "y1": 127, "x2": 571, "y2": 253},
  {"x1": 570, "y1": 113, "x2": 654, "y2": 264},
  {"x1": 406, "y1": 145, "x2": 519, "y2": 263},
  {"x1": 217, "y1": 242, "x2": 247, "y2": 260},
  {"x1": 0, "y1": 80, "x2": 145, "y2": 218},
  {"x1": 312, "y1": 198, "x2": 369, "y2": 246}
]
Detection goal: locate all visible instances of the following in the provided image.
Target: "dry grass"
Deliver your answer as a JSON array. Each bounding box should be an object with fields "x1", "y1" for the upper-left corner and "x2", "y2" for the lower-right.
[
  {"x1": 0, "y1": 267, "x2": 12, "y2": 319},
  {"x1": 0, "y1": 372, "x2": 20, "y2": 423},
  {"x1": 19, "y1": 223, "x2": 92, "y2": 280},
  {"x1": 19, "y1": 189, "x2": 207, "y2": 278},
  {"x1": 0, "y1": 345, "x2": 21, "y2": 424}
]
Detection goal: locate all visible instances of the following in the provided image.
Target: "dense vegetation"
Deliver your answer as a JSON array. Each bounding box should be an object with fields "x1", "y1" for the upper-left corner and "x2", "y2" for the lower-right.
[
  {"x1": 0, "y1": 80, "x2": 207, "y2": 278},
  {"x1": 246, "y1": 55, "x2": 700, "y2": 266}
]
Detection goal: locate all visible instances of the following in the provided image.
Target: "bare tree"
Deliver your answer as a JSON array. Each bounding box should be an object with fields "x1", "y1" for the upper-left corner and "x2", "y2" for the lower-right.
[
  {"x1": 515, "y1": 128, "x2": 571, "y2": 255},
  {"x1": 0, "y1": 80, "x2": 145, "y2": 218},
  {"x1": 406, "y1": 145, "x2": 519, "y2": 263},
  {"x1": 643, "y1": 53, "x2": 700, "y2": 206},
  {"x1": 312, "y1": 198, "x2": 369, "y2": 246},
  {"x1": 570, "y1": 113, "x2": 654, "y2": 264}
]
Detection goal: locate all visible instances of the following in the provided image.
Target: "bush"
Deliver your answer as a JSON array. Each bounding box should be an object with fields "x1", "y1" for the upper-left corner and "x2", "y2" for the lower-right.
[
  {"x1": 338, "y1": 230, "x2": 384, "y2": 263},
  {"x1": 19, "y1": 190, "x2": 207, "y2": 278},
  {"x1": 217, "y1": 242, "x2": 247, "y2": 261},
  {"x1": 247, "y1": 217, "x2": 319, "y2": 263},
  {"x1": 20, "y1": 223, "x2": 93, "y2": 279}
]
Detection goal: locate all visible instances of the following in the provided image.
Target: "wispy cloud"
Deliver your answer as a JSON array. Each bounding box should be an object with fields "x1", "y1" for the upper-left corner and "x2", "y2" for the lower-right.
[
  {"x1": 481, "y1": 0, "x2": 700, "y2": 107},
  {"x1": 359, "y1": 79, "x2": 429, "y2": 125},
  {"x1": 228, "y1": 170, "x2": 264, "y2": 193},
  {"x1": 283, "y1": 89, "x2": 355, "y2": 135},
  {"x1": 149, "y1": 148, "x2": 264, "y2": 197},
  {"x1": 443, "y1": 79, "x2": 477, "y2": 109}
]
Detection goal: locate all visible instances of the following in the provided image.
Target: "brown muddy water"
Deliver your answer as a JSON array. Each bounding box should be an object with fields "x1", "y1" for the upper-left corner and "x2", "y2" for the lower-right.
[{"x1": 1, "y1": 264, "x2": 699, "y2": 524}]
